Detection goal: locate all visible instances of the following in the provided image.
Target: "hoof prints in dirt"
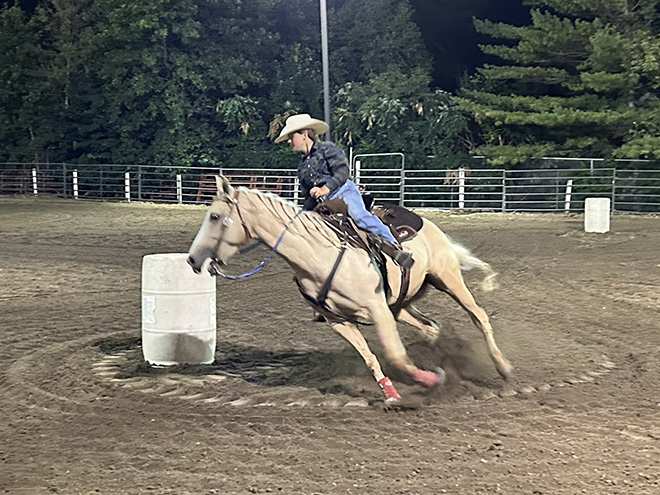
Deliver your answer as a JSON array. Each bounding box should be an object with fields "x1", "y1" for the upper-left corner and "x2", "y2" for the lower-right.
[
  {"x1": 95, "y1": 350, "x2": 373, "y2": 408},
  {"x1": 92, "y1": 337, "x2": 618, "y2": 408}
]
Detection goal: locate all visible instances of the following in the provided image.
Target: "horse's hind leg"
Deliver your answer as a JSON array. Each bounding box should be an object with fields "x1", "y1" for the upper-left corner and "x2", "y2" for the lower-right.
[
  {"x1": 428, "y1": 272, "x2": 513, "y2": 379},
  {"x1": 330, "y1": 321, "x2": 401, "y2": 403},
  {"x1": 397, "y1": 304, "x2": 441, "y2": 342}
]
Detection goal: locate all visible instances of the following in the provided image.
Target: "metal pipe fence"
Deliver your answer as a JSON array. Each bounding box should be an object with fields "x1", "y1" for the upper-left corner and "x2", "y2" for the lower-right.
[{"x1": 1, "y1": 161, "x2": 659, "y2": 213}]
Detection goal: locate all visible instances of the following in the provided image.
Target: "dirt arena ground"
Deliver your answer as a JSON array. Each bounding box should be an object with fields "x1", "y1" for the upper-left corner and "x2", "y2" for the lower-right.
[{"x1": 1, "y1": 196, "x2": 659, "y2": 495}]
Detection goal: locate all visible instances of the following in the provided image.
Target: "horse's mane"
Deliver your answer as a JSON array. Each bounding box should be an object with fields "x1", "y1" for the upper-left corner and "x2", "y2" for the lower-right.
[{"x1": 238, "y1": 187, "x2": 346, "y2": 248}]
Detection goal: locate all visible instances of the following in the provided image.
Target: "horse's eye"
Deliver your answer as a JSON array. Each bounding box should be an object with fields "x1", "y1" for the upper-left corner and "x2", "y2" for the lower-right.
[{"x1": 210, "y1": 213, "x2": 220, "y2": 221}]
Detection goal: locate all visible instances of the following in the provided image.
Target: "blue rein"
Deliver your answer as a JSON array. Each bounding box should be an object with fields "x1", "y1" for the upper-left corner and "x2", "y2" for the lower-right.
[{"x1": 216, "y1": 208, "x2": 304, "y2": 280}]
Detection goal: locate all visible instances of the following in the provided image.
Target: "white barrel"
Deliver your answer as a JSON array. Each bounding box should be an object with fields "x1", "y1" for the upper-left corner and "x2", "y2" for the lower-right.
[
  {"x1": 584, "y1": 197, "x2": 611, "y2": 233},
  {"x1": 142, "y1": 253, "x2": 216, "y2": 365}
]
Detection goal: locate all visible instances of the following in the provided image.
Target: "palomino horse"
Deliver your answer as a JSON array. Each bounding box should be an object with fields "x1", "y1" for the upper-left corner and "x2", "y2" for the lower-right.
[{"x1": 187, "y1": 176, "x2": 512, "y2": 404}]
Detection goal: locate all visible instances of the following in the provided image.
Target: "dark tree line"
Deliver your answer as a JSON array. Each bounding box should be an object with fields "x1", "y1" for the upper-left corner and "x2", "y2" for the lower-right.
[{"x1": 1, "y1": 0, "x2": 659, "y2": 169}]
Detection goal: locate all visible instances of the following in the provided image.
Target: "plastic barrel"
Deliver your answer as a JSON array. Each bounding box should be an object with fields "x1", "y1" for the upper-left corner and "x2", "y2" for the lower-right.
[
  {"x1": 141, "y1": 253, "x2": 216, "y2": 365},
  {"x1": 584, "y1": 197, "x2": 611, "y2": 233}
]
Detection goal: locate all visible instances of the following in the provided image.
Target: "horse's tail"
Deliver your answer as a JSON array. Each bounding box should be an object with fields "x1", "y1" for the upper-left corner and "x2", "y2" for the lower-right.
[{"x1": 450, "y1": 238, "x2": 498, "y2": 292}]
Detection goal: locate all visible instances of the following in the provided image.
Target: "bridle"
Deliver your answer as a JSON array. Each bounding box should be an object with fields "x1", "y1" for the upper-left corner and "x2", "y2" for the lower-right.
[{"x1": 208, "y1": 189, "x2": 302, "y2": 280}]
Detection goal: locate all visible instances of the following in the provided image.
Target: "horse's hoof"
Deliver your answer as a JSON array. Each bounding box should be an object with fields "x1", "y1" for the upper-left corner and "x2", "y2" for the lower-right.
[
  {"x1": 378, "y1": 377, "x2": 402, "y2": 403},
  {"x1": 412, "y1": 367, "x2": 446, "y2": 388},
  {"x1": 312, "y1": 311, "x2": 326, "y2": 322},
  {"x1": 498, "y1": 362, "x2": 513, "y2": 380},
  {"x1": 434, "y1": 367, "x2": 447, "y2": 386}
]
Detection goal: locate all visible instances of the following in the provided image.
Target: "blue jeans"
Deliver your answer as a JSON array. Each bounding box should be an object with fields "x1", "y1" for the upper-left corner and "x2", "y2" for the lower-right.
[{"x1": 327, "y1": 180, "x2": 398, "y2": 244}]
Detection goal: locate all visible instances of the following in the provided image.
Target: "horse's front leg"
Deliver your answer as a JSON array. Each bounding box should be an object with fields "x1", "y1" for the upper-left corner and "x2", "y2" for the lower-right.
[
  {"x1": 330, "y1": 321, "x2": 401, "y2": 404},
  {"x1": 370, "y1": 305, "x2": 445, "y2": 389}
]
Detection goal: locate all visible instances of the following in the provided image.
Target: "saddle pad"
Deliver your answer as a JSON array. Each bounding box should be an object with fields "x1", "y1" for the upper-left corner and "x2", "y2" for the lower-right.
[{"x1": 372, "y1": 205, "x2": 423, "y2": 242}]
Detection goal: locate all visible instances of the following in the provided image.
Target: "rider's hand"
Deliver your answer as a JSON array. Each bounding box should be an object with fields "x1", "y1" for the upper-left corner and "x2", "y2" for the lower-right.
[{"x1": 311, "y1": 185, "x2": 330, "y2": 199}]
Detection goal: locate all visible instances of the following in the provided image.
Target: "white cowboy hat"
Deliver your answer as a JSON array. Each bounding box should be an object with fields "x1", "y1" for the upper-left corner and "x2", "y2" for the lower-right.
[{"x1": 274, "y1": 113, "x2": 329, "y2": 143}]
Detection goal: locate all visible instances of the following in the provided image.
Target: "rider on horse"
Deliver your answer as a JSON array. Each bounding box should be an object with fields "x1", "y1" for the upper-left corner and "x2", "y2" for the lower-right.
[{"x1": 275, "y1": 113, "x2": 414, "y2": 268}]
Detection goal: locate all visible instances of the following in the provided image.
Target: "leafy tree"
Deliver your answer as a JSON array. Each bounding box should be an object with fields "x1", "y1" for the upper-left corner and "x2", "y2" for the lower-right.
[
  {"x1": 327, "y1": 0, "x2": 468, "y2": 164},
  {"x1": 0, "y1": 4, "x2": 51, "y2": 162},
  {"x1": 328, "y1": 0, "x2": 432, "y2": 86},
  {"x1": 333, "y1": 68, "x2": 469, "y2": 166},
  {"x1": 267, "y1": 0, "x2": 469, "y2": 166},
  {"x1": 459, "y1": 0, "x2": 660, "y2": 164},
  {"x1": 29, "y1": 0, "x2": 106, "y2": 163},
  {"x1": 1, "y1": 0, "x2": 465, "y2": 169}
]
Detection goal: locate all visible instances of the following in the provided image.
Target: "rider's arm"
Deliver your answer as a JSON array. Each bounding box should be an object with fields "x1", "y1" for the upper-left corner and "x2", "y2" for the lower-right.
[{"x1": 320, "y1": 144, "x2": 349, "y2": 193}]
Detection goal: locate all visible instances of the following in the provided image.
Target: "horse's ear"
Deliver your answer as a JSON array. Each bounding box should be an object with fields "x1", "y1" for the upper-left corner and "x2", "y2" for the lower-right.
[{"x1": 215, "y1": 175, "x2": 234, "y2": 197}]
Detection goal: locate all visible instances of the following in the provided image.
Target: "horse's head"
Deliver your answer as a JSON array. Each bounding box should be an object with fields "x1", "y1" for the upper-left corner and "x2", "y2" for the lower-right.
[{"x1": 187, "y1": 175, "x2": 250, "y2": 275}]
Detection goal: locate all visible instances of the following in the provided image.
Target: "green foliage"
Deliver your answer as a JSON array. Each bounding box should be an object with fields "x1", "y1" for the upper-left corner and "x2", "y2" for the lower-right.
[
  {"x1": 0, "y1": 0, "x2": 469, "y2": 168},
  {"x1": 329, "y1": 0, "x2": 432, "y2": 85},
  {"x1": 461, "y1": 1, "x2": 660, "y2": 164},
  {"x1": 0, "y1": 5, "x2": 50, "y2": 162},
  {"x1": 333, "y1": 69, "x2": 470, "y2": 165}
]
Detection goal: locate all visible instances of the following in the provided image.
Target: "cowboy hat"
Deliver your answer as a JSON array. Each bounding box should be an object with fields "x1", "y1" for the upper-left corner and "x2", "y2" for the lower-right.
[{"x1": 274, "y1": 114, "x2": 329, "y2": 143}]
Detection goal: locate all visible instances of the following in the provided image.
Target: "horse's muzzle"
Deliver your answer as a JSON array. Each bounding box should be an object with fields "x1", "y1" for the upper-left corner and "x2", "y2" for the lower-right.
[{"x1": 187, "y1": 255, "x2": 202, "y2": 274}]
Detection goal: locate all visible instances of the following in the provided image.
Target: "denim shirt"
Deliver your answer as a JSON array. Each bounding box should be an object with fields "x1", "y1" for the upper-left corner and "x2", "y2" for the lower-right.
[{"x1": 298, "y1": 141, "x2": 350, "y2": 210}]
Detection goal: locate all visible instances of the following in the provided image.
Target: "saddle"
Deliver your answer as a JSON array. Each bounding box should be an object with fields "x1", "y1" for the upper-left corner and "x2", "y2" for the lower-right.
[
  {"x1": 314, "y1": 199, "x2": 423, "y2": 247},
  {"x1": 372, "y1": 204, "x2": 423, "y2": 243},
  {"x1": 304, "y1": 199, "x2": 424, "y2": 319}
]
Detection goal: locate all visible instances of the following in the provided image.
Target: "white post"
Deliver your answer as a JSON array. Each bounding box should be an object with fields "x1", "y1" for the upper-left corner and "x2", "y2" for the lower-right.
[
  {"x1": 458, "y1": 167, "x2": 465, "y2": 210},
  {"x1": 564, "y1": 179, "x2": 573, "y2": 212},
  {"x1": 355, "y1": 160, "x2": 361, "y2": 186},
  {"x1": 349, "y1": 146, "x2": 353, "y2": 175},
  {"x1": 32, "y1": 168, "x2": 38, "y2": 195},
  {"x1": 176, "y1": 174, "x2": 183, "y2": 204},
  {"x1": 72, "y1": 170, "x2": 79, "y2": 199},
  {"x1": 124, "y1": 172, "x2": 131, "y2": 202},
  {"x1": 293, "y1": 177, "x2": 299, "y2": 206}
]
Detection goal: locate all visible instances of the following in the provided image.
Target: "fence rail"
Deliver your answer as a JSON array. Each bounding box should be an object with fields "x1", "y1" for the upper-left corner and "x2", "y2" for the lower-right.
[{"x1": 1, "y1": 162, "x2": 659, "y2": 213}]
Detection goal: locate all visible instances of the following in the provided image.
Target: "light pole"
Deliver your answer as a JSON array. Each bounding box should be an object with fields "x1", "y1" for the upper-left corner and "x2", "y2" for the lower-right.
[{"x1": 320, "y1": 0, "x2": 331, "y2": 140}]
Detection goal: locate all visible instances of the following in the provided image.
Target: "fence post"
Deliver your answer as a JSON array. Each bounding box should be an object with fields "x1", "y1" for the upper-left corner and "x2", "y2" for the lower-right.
[
  {"x1": 62, "y1": 163, "x2": 67, "y2": 197},
  {"x1": 501, "y1": 170, "x2": 507, "y2": 212},
  {"x1": 293, "y1": 177, "x2": 299, "y2": 206},
  {"x1": 73, "y1": 170, "x2": 79, "y2": 199},
  {"x1": 399, "y1": 154, "x2": 405, "y2": 206},
  {"x1": 124, "y1": 172, "x2": 131, "y2": 202},
  {"x1": 564, "y1": 179, "x2": 573, "y2": 212},
  {"x1": 32, "y1": 168, "x2": 38, "y2": 195},
  {"x1": 176, "y1": 174, "x2": 183, "y2": 204},
  {"x1": 354, "y1": 160, "x2": 361, "y2": 185},
  {"x1": 458, "y1": 167, "x2": 465, "y2": 210},
  {"x1": 349, "y1": 146, "x2": 353, "y2": 175},
  {"x1": 138, "y1": 165, "x2": 143, "y2": 201},
  {"x1": 611, "y1": 169, "x2": 616, "y2": 212}
]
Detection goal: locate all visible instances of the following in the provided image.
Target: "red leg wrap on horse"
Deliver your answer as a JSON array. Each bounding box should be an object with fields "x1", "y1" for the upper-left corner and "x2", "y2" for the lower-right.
[
  {"x1": 378, "y1": 377, "x2": 401, "y2": 400},
  {"x1": 411, "y1": 368, "x2": 440, "y2": 388}
]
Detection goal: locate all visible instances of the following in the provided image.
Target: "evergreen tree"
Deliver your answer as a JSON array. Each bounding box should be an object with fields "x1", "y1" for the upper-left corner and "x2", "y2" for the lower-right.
[{"x1": 459, "y1": 0, "x2": 660, "y2": 164}]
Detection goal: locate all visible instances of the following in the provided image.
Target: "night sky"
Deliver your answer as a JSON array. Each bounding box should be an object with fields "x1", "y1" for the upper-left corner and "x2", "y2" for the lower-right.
[
  {"x1": 3, "y1": 0, "x2": 531, "y2": 92},
  {"x1": 410, "y1": 0, "x2": 531, "y2": 91}
]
